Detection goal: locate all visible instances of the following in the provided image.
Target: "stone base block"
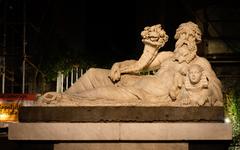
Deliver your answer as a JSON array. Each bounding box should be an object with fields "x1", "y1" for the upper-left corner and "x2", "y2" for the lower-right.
[
  {"x1": 8, "y1": 122, "x2": 232, "y2": 150},
  {"x1": 8, "y1": 123, "x2": 232, "y2": 141}
]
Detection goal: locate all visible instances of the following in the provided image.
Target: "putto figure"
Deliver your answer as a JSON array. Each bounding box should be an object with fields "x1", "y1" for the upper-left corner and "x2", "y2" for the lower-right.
[
  {"x1": 42, "y1": 21, "x2": 223, "y2": 106},
  {"x1": 170, "y1": 64, "x2": 214, "y2": 106}
]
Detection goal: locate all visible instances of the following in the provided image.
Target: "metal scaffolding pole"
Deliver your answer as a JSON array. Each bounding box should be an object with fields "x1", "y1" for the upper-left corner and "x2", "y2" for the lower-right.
[
  {"x1": 1, "y1": 0, "x2": 7, "y2": 94},
  {"x1": 22, "y1": 0, "x2": 26, "y2": 93},
  {"x1": 0, "y1": 57, "x2": 5, "y2": 94}
]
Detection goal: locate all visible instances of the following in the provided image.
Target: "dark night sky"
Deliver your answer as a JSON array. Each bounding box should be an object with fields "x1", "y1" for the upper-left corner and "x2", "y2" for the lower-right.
[
  {"x1": 0, "y1": 0, "x2": 218, "y2": 72},
  {"x1": 2, "y1": 0, "x2": 240, "y2": 92},
  {"x1": 29, "y1": 0, "x2": 197, "y2": 67},
  {"x1": 0, "y1": 0, "x2": 204, "y2": 91}
]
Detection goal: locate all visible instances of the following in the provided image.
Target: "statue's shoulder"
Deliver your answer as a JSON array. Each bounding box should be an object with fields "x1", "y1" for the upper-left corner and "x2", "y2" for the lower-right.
[
  {"x1": 194, "y1": 56, "x2": 212, "y2": 69},
  {"x1": 196, "y1": 56, "x2": 209, "y2": 62}
]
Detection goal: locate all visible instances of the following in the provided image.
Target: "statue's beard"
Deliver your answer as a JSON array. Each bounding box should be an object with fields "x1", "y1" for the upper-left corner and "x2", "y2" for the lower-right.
[
  {"x1": 174, "y1": 39, "x2": 197, "y2": 63},
  {"x1": 175, "y1": 39, "x2": 197, "y2": 52}
]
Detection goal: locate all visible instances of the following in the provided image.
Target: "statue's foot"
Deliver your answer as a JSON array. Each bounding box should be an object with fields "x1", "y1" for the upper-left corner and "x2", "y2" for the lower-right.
[{"x1": 41, "y1": 92, "x2": 60, "y2": 104}]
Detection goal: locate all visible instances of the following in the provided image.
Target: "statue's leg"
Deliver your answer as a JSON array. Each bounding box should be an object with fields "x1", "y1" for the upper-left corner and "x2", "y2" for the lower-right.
[
  {"x1": 70, "y1": 86, "x2": 139, "y2": 100},
  {"x1": 65, "y1": 68, "x2": 114, "y2": 94}
]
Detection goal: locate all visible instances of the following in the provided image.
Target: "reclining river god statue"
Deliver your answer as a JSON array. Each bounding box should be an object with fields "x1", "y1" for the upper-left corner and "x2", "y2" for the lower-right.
[{"x1": 40, "y1": 21, "x2": 223, "y2": 106}]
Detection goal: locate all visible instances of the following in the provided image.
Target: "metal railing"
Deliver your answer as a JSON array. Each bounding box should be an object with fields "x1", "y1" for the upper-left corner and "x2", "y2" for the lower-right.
[{"x1": 56, "y1": 67, "x2": 86, "y2": 93}]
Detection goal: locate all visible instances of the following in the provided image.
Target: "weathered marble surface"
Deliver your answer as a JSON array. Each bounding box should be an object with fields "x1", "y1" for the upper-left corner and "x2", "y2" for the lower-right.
[
  {"x1": 54, "y1": 143, "x2": 188, "y2": 150},
  {"x1": 40, "y1": 21, "x2": 223, "y2": 107},
  {"x1": 8, "y1": 123, "x2": 232, "y2": 141},
  {"x1": 18, "y1": 106, "x2": 224, "y2": 122}
]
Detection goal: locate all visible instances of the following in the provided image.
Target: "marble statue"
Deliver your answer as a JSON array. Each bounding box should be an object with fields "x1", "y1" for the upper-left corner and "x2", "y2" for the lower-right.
[{"x1": 40, "y1": 21, "x2": 223, "y2": 106}]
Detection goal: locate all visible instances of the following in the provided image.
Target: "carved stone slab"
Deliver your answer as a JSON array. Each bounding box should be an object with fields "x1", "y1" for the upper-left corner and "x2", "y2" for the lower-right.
[{"x1": 19, "y1": 106, "x2": 224, "y2": 122}]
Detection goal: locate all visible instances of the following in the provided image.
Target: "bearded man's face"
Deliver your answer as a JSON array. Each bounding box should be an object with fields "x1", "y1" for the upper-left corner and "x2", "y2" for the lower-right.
[{"x1": 174, "y1": 32, "x2": 197, "y2": 63}]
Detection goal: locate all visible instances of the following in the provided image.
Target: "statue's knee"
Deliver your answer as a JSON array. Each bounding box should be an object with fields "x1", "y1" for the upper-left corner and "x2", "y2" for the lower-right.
[
  {"x1": 86, "y1": 68, "x2": 97, "y2": 75},
  {"x1": 85, "y1": 68, "x2": 99, "y2": 78}
]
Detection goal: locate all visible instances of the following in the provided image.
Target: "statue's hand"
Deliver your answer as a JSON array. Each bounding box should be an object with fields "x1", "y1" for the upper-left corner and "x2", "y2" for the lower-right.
[{"x1": 109, "y1": 63, "x2": 121, "y2": 82}]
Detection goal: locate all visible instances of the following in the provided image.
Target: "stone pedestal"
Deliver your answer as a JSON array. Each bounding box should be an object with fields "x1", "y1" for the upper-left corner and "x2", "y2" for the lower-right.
[
  {"x1": 9, "y1": 123, "x2": 231, "y2": 141},
  {"x1": 19, "y1": 106, "x2": 224, "y2": 122},
  {"x1": 7, "y1": 106, "x2": 232, "y2": 150}
]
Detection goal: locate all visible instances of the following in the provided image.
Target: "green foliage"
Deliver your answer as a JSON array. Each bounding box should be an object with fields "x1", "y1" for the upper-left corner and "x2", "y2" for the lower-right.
[
  {"x1": 42, "y1": 56, "x2": 96, "y2": 82},
  {"x1": 224, "y1": 84, "x2": 240, "y2": 150}
]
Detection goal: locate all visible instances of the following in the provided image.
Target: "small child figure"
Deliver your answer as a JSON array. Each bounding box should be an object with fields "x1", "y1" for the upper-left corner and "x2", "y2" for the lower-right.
[{"x1": 170, "y1": 64, "x2": 210, "y2": 106}]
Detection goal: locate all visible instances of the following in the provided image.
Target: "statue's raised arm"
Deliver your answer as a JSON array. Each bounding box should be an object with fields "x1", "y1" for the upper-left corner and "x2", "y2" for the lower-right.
[{"x1": 109, "y1": 24, "x2": 168, "y2": 82}]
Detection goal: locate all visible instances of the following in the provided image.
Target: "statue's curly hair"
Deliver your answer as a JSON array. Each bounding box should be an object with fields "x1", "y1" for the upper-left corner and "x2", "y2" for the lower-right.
[{"x1": 174, "y1": 21, "x2": 202, "y2": 44}]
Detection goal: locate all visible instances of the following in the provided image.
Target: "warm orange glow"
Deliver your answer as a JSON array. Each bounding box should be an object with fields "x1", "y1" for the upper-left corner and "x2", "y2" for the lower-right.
[
  {"x1": 0, "y1": 102, "x2": 19, "y2": 122},
  {"x1": 0, "y1": 113, "x2": 10, "y2": 120}
]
